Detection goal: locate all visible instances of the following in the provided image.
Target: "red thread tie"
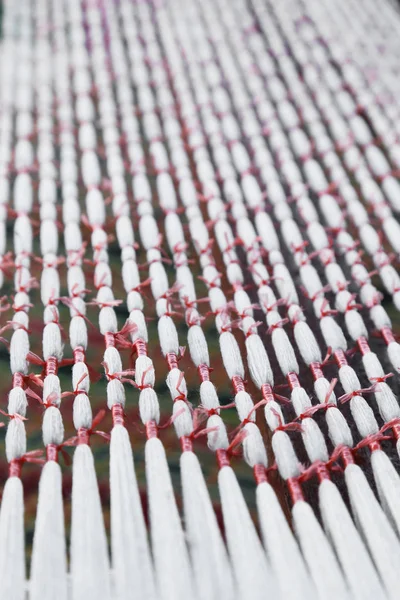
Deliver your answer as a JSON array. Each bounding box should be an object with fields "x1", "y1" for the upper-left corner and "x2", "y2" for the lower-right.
[
  {"x1": 287, "y1": 477, "x2": 304, "y2": 503},
  {"x1": 112, "y1": 403, "x2": 125, "y2": 427},
  {"x1": 216, "y1": 448, "x2": 230, "y2": 468}
]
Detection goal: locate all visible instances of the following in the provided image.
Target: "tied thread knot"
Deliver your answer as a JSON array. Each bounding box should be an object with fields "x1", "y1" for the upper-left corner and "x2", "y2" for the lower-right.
[{"x1": 64, "y1": 409, "x2": 110, "y2": 447}]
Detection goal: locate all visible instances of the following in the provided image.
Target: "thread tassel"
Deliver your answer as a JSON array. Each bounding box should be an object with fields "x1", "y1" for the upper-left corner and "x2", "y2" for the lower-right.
[
  {"x1": 145, "y1": 437, "x2": 196, "y2": 600},
  {"x1": 219, "y1": 465, "x2": 278, "y2": 600},
  {"x1": 293, "y1": 500, "x2": 351, "y2": 600},
  {"x1": 180, "y1": 451, "x2": 235, "y2": 600},
  {"x1": 110, "y1": 425, "x2": 157, "y2": 600},
  {"x1": 70, "y1": 444, "x2": 111, "y2": 600},
  {"x1": 256, "y1": 481, "x2": 317, "y2": 600},
  {"x1": 345, "y1": 463, "x2": 400, "y2": 599},
  {"x1": 0, "y1": 477, "x2": 25, "y2": 600},
  {"x1": 318, "y1": 478, "x2": 385, "y2": 600},
  {"x1": 371, "y1": 449, "x2": 400, "y2": 535},
  {"x1": 30, "y1": 461, "x2": 68, "y2": 600}
]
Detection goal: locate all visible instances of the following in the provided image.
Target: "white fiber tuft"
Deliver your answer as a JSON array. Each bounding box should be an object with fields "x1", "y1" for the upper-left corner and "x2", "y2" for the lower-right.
[
  {"x1": 345, "y1": 463, "x2": 400, "y2": 599},
  {"x1": 172, "y1": 400, "x2": 193, "y2": 438},
  {"x1": 219, "y1": 331, "x2": 245, "y2": 379},
  {"x1": 70, "y1": 444, "x2": 111, "y2": 600},
  {"x1": 30, "y1": 462, "x2": 68, "y2": 600},
  {"x1": 245, "y1": 334, "x2": 273, "y2": 387},
  {"x1": 0, "y1": 477, "x2": 25, "y2": 600},
  {"x1": 73, "y1": 393, "x2": 93, "y2": 430},
  {"x1": 158, "y1": 316, "x2": 179, "y2": 356},
  {"x1": 42, "y1": 407, "x2": 64, "y2": 446},
  {"x1": 145, "y1": 437, "x2": 195, "y2": 600},
  {"x1": 206, "y1": 415, "x2": 229, "y2": 451},
  {"x1": 371, "y1": 449, "x2": 400, "y2": 537},
  {"x1": 139, "y1": 388, "x2": 160, "y2": 424},
  {"x1": 319, "y1": 478, "x2": 385, "y2": 600},
  {"x1": 271, "y1": 327, "x2": 299, "y2": 376},
  {"x1": 69, "y1": 317, "x2": 88, "y2": 350},
  {"x1": 43, "y1": 323, "x2": 63, "y2": 361},
  {"x1": 242, "y1": 423, "x2": 267, "y2": 467},
  {"x1": 110, "y1": 426, "x2": 157, "y2": 600},
  {"x1": 294, "y1": 321, "x2": 322, "y2": 365},
  {"x1": 181, "y1": 452, "x2": 235, "y2": 600},
  {"x1": 257, "y1": 482, "x2": 316, "y2": 600},
  {"x1": 293, "y1": 500, "x2": 351, "y2": 600},
  {"x1": 5, "y1": 419, "x2": 26, "y2": 462},
  {"x1": 10, "y1": 329, "x2": 29, "y2": 375},
  {"x1": 188, "y1": 325, "x2": 210, "y2": 367},
  {"x1": 219, "y1": 466, "x2": 278, "y2": 600}
]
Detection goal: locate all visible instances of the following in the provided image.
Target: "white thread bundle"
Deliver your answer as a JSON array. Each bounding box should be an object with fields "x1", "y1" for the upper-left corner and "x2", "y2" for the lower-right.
[
  {"x1": 110, "y1": 426, "x2": 157, "y2": 600},
  {"x1": 0, "y1": 6, "x2": 34, "y2": 596},
  {"x1": 371, "y1": 449, "x2": 400, "y2": 535},
  {"x1": 166, "y1": 5, "x2": 372, "y2": 600},
  {"x1": 177, "y1": 0, "x2": 339, "y2": 543},
  {"x1": 0, "y1": 477, "x2": 25, "y2": 600},
  {"x1": 256, "y1": 482, "x2": 317, "y2": 600},
  {"x1": 180, "y1": 452, "x2": 235, "y2": 600},
  {"x1": 219, "y1": 465, "x2": 278, "y2": 600},
  {"x1": 118, "y1": 14, "x2": 237, "y2": 594},
  {"x1": 264, "y1": 6, "x2": 400, "y2": 574},
  {"x1": 70, "y1": 445, "x2": 111, "y2": 600},
  {"x1": 173, "y1": 7, "x2": 396, "y2": 600},
  {"x1": 146, "y1": 438, "x2": 196, "y2": 600},
  {"x1": 29, "y1": 462, "x2": 68, "y2": 600},
  {"x1": 127, "y1": 12, "x2": 278, "y2": 600},
  {"x1": 345, "y1": 463, "x2": 400, "y2": 599},
  {"x1": 30, "y1": 23, "x2": 68, "y2": 592},
  {"x1": 256, "y1": 3, "x2": 400, "y2": 584},
  {"x1": 292, "y1": 500, "x2": 351, "y2": 600},
  {"x1": 75, "y1": 10, "x2": 157, "y2": 600},
  {"x1": 318, "y1": 478, "x2": 386, "y2": 600}
]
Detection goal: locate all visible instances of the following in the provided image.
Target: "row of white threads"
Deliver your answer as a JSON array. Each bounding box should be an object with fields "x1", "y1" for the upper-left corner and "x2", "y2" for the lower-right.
[
  {"x1": 114, "y1": 4, "x2": 237, "y2": 599},
  {"x1": 357, "y1": 0, "x2": 400, "y2": 95},
  {"x1": 62, "y1": 2, "x2": 111, "y2": 599},
  {"x1": 277, "y1": 1, "x2": 400, "y2": 307},
  {"x1": 298, "y1": 1, "x2": 400, "y2": 371},
  {"x1": 255, "y1": 7, "x2": 400, "y2": 593},
  {"x1": 261, "y1": 0, "x2": 400, "y2": 540},
  {"x1": 176, "y1": 1, "x2": 400, "y2": 596},
  {"x1": 311, "y1": 0, "x2": 400, "y2": 327},
  {"x1": 307, "y1": 1, "x2": 400, "y2": 316},
  {"x1": 0, "y1": 28, "x2": 14, "y2": 291},
  {"x1": 0, "y1": 9, "x2": 16, "y2": 301},
  {"x1": 315, "y1": 0, "x2": 400, "y2": 184},
  {"x1": 295, "y1": 1, "x2": 400, "y2": 210},
  {"x1": 244, "y1": 0, "x2": 400, "y2": 588},
  {"x1": 130, "y1": 4, "x2": 270, "y2": 598},
  {"x1": 84, "y1": 3, "x2": 200, "y2": 600},
  {"x1": 247, "y1": 0, "x2": 400, "y2": 471},
  {"x1": 172, "y1": 8, "x2": 360, "y2": 592},
  {"x1": 115, "y1": 3, "x2": 278, "y2": 596},
  {"x1": 244, "y1": 0, "x2": 400, "y2": 425},
  {"x1": 0, "y1": 1, "x2": 396, "y2": 600},
  {"x1": 0, "y1": 4, "x2": 37, "y2": 599},
  {"x1": 81, "y1": 4, "x2": 158, "y2": 600},
  {"x1": 248, "y1": 2, "x2": 400, "y2": 367},
  {"x1": 342, "y1": 0, "x2": 400, "y2": 103},
  {"x1": 234, "y1": 0, "x2": 390, "y2": 460},
  {"x1": 114, "y1": 4, "x2": 234, "y2": 598},
  {"x1": 160, "y1": 4, "x2": 343, "y2": 599},
  {"x1": 29, "y1": 3, "x2": 68, "y2": 599},
  {"x1": 246, "y1": 0, "x2": 400, "y2": 322},
  {"x1": 220, "y1": 0, "x2": 400, "y2": 596}
]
